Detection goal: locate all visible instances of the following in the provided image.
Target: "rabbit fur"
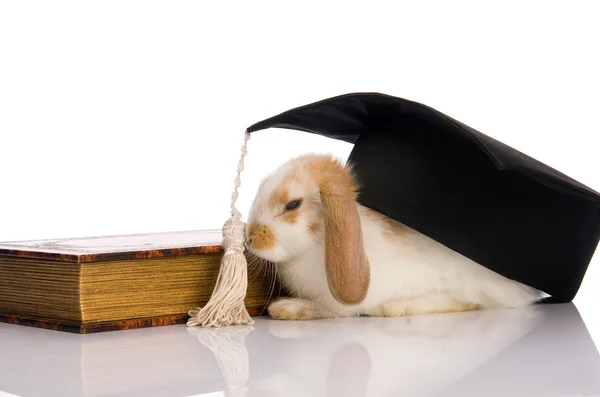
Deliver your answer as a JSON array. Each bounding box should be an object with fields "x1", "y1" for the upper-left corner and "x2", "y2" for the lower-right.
[{"x1": 245, "y1": 154, "x2": 548, "y2": 320}]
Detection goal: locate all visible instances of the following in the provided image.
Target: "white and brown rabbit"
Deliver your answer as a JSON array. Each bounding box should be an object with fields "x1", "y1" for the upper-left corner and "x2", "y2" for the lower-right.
[{"x1": 245, "y1": 154, "x2": 547, "y2": 320}]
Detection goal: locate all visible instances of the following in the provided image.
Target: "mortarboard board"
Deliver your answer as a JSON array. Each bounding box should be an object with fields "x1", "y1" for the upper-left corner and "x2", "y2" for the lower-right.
[{"x1": 246, "y1": 92, "x2": 600, "y2": 304}]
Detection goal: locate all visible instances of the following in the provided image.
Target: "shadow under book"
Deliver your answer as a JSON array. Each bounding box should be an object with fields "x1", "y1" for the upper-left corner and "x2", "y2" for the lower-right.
[{"x1": 0, "y1": 230, "x2": 278, "y2": 333}]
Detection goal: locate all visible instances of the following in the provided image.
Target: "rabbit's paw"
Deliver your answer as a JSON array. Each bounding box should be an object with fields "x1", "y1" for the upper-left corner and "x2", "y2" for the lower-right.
[{"x1": 268, "y1": 298, "x2": 332, "y2": 321}]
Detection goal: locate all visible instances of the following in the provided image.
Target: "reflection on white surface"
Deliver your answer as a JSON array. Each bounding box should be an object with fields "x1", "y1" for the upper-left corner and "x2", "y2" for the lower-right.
[
  {"x1": 249, "y1": 308, "x2": 543, "y2": 397},
  {"x1": 0, "y1": 303, "x2": 599, "y2": 397},
  {"x1": 0, "y1": 392, "x2": 21, "y2": 397},
  {"x1": 190, "y1": 326, "x2": 254, "y2": 397}
]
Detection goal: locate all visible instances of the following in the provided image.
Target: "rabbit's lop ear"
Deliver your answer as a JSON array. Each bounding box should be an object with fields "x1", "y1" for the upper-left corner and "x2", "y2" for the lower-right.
[{"x1": 311, "y1": 157, "x2": 370, "y2": 305}]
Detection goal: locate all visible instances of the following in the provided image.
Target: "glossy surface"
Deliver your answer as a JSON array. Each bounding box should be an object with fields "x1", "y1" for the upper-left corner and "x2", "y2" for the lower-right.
[{"x1": 1, "y1": 303, "x2": 599, "y2": 397}]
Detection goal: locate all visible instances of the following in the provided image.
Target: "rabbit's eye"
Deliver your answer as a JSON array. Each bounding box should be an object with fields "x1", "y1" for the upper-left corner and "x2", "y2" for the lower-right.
[{"x1": 285, "y1": 199, "x2": 303, "y2": 211}]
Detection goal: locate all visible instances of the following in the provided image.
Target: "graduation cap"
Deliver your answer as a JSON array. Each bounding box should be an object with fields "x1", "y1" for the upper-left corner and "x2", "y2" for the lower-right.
[{"x1": 246, "y1": 92, "x2": 600, "y2": 304}]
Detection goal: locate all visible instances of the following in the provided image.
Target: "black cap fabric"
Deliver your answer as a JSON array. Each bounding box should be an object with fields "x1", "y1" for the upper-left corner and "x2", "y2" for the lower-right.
[{"x1": 247, "y1": 92, "x2": 600, "y2": 303}]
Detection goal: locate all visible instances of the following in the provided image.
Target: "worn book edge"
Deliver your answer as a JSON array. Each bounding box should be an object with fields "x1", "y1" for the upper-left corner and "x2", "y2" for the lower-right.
[{"x1": 0, "y1": 229, "x2": 224, "y2": 263}]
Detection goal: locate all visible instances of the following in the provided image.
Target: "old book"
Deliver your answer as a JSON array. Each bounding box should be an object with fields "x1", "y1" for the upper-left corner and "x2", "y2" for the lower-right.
[{"x1": 0, "y1": 229, "x2": 279, "y2": 334}]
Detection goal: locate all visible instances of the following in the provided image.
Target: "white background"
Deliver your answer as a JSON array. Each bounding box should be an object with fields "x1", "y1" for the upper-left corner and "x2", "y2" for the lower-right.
[{"x1": 1, "y1": 1, "x2": 599, "y2": 343}]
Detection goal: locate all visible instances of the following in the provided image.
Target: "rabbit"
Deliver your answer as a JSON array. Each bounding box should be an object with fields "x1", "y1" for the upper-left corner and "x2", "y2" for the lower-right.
[{"x1": 245, "y1": 153, "x2": 549, "y2": 321}]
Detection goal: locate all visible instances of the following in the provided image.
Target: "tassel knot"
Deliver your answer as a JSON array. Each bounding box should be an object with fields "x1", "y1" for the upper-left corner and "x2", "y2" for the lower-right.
[{"x1": 222, "y1": 217, "x2": 246, "y2": 253}]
